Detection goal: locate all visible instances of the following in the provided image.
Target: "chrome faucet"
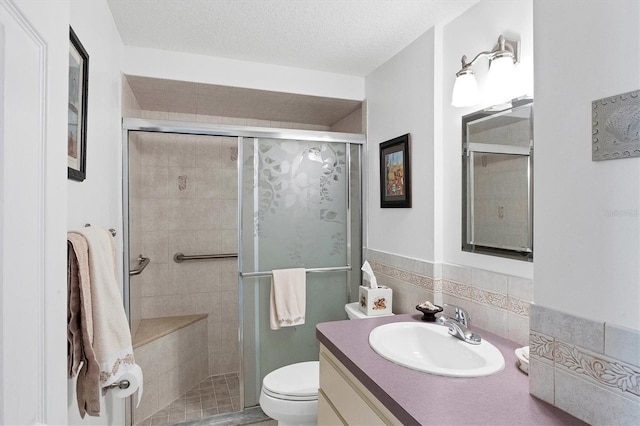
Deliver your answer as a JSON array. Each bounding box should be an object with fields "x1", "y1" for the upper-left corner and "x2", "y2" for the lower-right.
[
  {"x1": 442, "y1": 317, "x2": 481, "y2": 345},
  {"x1": 436, "y1": 303, "x2": 481, "y2": 344},
  {"x1": 437, "y1": 303, "x2": 470, "y2": 327}
]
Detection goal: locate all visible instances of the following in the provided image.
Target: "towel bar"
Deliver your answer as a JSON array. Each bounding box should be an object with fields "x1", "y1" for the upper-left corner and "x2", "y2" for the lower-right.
[
  {"x1": 84, "y1": 223, "x2": 116, "y2": 237},
  {"x1": 105, "y1": 379, "x2": 130, "y2": 390},
  {"x1": 173, "y1": 252, "x2": 238, "y2": 263},
  {"x1": 240, "y1": 265, "x2": 351, "y2": 278}
]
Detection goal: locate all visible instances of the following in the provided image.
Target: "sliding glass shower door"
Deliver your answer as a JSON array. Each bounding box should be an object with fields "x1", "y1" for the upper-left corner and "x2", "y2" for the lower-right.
[{"x1": 239, "y1": 137, "x2": 361, "y2": 407}]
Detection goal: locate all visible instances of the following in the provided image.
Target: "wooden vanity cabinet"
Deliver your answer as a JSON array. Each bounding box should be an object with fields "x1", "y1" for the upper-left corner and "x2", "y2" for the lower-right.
[{"x1": 318, "y1": 344, "x2": 402, "y2": 425}]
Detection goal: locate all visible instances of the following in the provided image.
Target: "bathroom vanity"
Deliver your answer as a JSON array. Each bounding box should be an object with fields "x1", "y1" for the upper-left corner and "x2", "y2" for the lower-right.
[{"x1": 316, "y1": 314, "x2": 585, "y2": 425}]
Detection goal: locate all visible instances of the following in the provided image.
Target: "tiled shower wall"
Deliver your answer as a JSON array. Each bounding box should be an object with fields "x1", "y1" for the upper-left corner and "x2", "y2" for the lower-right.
[
  {"x1": 364, "y1": 248, "x2": 532, "y2": 346},
  {"x1": 132, "y1": 131, "x2": 239, "y2": 375},
  {"x1": 529, "y1": 304, "x2": 640, "y2": 425},
  {"x1": 128, "y1": 110, "x2": 336, "y2": 378}
]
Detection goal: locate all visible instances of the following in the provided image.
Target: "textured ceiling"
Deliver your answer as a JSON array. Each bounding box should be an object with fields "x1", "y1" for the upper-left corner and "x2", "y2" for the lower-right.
[
  {"x1": 113, "y1": 1, "x2": 477, "y2": 126},
  {"x1": 108, "y1": 0, "x2": 477, "y2": 77}
]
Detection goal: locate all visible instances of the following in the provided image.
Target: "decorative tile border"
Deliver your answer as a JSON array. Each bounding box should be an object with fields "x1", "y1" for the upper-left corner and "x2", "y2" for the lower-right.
[
  {"x1": 370, "y1": 261, "x2": 435, "y2": 291},
  {"x1": 530, "y1": 330, "x2": 640, "y2": 400},
  {"x1": 433, "y1": 278, "x2": 442, "y2": 293},
  {"x1": 507, "y1": 296, "x2": 530, "y2": 317},
  {"x1": 555, "y1": 340, "x2": 640, "y2": 399},
  {"x1": 530, "y1": 331, "x2": 555, "y2": 362},
  {"x1": 370, "y1": 261, "x2": 529, "y2": 318}
]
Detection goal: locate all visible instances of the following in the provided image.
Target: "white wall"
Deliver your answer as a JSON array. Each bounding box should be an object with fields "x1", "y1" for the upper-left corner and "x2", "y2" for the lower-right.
[
  {"x1": 365, "y1": 1, "x2": 534, "y2": 278},
  {"x1": 534, "y1": 0, "x2": 640, "y2": 330},
  {"x1": 441, "y1": 0, "x2": 534, "y2": 278},
  {"x1": 123, "y1": 46, "x2": 365, "y2": 101},
  {"x1": 365, "y1": 28, "x2": 436, "y2": 260},
  {"x1": 67, "y1": 1, "x2": 126, "y2": 424}
]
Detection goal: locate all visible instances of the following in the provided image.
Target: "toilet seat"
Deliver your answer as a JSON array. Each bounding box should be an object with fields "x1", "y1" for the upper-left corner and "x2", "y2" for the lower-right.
[{"x1": 262, "y1": 361, "x2": 319, "y2": 401}]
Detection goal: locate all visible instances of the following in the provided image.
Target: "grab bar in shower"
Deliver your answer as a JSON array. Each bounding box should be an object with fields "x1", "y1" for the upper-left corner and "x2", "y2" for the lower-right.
[
  {"x1": 173, "y1": 252, "x2": 238, "y2": 263},
  {"x1": 239, "y1": 265, "x2": 352, "y2": 278},
  {"x1": 129, "y1": 255, "x2": 150, "y2": 276}
]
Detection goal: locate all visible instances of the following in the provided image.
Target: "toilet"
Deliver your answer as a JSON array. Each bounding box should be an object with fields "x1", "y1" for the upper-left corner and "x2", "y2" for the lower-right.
[
  {"x1": 259, "y1": 303, "x2": 395, "y2": 424},
  {"x1": 259, "y1": 361, "x2": 319, "y2": 426},
  {"x1": 344, "y1": 301, "x2": 395, "y2": 319}
]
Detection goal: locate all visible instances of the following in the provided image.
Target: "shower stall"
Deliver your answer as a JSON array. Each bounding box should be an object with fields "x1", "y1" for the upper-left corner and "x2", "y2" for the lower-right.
[{"x1": 123, "y1": 119, "x2": 364, "y2": 424}]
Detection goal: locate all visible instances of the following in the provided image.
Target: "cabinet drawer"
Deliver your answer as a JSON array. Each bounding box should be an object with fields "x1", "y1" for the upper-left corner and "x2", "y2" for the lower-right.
[
  {"x1": 319, "y1": 345, "x2": 400, "y2": 425},
  {"x1": 318, "y1": 389, "x2": 345, "y2": 426}
]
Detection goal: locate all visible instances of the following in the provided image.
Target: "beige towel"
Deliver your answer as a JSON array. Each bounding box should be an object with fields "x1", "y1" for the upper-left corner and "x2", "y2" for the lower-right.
[
  {"x1": 68, "y1": 227, "x2": 142, "y2": 417},
  {"x1": 270, "y1": 268, "x2": 306, "y2": 330},
  {"x1": 75, "y1": 227, "x2": 138, "y2": 385},
  {"x1": 67, "y1": 233, "x2": 100, "y2": 417}
]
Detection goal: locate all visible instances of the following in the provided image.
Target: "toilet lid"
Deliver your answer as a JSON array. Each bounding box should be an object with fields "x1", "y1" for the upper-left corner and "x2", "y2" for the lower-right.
[{"x1": 262, "y1": 361, "x2": 319, "y2": 400}]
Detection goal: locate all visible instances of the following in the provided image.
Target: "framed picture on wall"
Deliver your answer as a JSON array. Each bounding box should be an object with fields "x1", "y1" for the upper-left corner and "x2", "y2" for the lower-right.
[
  {"x1": 379, "y1": 134, "x2": 411, "y2": 208},
  {"x1": 68, "y1": 26, "x2": 89, "y2": 182}
]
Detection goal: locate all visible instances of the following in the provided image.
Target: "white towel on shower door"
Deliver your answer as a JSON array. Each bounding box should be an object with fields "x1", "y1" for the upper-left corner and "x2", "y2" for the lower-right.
[{"x1": 270, "y1": 268, "x2": 306, "y2": 330}]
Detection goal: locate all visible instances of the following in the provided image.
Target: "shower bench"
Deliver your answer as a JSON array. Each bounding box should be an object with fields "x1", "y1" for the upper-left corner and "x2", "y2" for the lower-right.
[{"x1": 132, "y1": 314, "x2": 209, "y2": 424}]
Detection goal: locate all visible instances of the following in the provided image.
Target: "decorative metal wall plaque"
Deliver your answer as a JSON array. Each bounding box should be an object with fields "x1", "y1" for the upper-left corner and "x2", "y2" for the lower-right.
[{"x1": 592, "y1": 89, "x2": 640, "y2": 161}]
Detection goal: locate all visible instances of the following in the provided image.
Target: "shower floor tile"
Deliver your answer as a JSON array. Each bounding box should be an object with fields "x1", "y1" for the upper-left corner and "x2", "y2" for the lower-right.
[{"x1": 137, "y1": 373, "x2": 243, "y2": 426}]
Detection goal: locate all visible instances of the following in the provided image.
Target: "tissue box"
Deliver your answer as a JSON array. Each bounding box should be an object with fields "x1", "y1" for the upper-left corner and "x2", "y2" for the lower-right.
[{"x1": 358, "y1": 285, "x2": 392, "y2": 316}]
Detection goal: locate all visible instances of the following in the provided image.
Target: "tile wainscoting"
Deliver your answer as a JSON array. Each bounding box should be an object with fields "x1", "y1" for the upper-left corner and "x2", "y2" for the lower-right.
[
  {"x1": 364, "y1": 249, "x2": 532, "y2": 346},
  {"x1": 363, "y1": 249, "x2": 640, "y2": 424},
  {"x1": 530, "y1": 304, "x2": 640, "y2": 425}
]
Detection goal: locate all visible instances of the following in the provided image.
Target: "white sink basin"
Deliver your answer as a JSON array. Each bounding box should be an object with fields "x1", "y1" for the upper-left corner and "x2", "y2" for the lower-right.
[{"x1": 368, "y1": 322, "x2": 505, "y2": 378}]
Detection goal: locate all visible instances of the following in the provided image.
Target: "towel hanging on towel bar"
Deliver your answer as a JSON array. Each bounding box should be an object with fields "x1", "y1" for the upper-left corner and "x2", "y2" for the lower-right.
[{"x1": 68, "y1": 226, "x2": 143, "y2": 417}]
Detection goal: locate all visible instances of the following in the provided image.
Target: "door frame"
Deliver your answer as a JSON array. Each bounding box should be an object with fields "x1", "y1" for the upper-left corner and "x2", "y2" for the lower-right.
[{"x1": 0, "y1": 0, "x2": 69, "y2": 424}]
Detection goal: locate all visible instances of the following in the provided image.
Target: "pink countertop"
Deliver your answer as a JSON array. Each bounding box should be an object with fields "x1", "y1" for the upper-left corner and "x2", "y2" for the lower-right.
[{"x1": 316, "y1": 313, "x2": 586, "y2": 426}]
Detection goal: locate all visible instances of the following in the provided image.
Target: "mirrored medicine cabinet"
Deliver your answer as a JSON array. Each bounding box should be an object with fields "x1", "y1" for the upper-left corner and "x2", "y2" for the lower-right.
[{"x1": 462, "y1": 98, "x2": 534, "y2": 261}]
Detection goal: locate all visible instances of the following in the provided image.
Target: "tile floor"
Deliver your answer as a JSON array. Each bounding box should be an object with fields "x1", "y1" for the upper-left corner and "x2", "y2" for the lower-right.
[
  {"x1": 175, "y1": 407, "x2": 274, "y2": 426},
  {"x1": 136, "y1": 373, "x2": 242, "y2": 426}
]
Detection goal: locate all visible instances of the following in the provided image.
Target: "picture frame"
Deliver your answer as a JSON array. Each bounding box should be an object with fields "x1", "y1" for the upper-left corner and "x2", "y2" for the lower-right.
[
  {"x1": 379, "y1": 134, "x2": 411, "y2": 208},
  {"x1": 68, "y1": 27, "x2": 89, "y2": 181}
]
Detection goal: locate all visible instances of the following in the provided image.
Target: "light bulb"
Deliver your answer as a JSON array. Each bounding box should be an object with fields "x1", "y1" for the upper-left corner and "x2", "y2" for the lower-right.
[
  {"x1": 485, "y1": 55, "x2": 515, "y2": 105},
  {"x1": 451, "y1": 72, "x2": 479, "y2": 107}
]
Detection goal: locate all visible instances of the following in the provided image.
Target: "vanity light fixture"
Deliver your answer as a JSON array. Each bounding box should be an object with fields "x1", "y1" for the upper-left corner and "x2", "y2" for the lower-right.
[{"x1": 451, "y1": 34, "x2": 520, "y2": 107}]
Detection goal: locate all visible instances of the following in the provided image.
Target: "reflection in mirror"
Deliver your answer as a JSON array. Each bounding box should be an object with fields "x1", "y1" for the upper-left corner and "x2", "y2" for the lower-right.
[{"x1": 462, "y1": 98, "x2": 533, "y2": 261}]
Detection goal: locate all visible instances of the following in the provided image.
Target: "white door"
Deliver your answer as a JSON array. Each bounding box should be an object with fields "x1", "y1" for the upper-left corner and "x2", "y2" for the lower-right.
[{"x1": 0, "y1": 0, "x2": 68, "y2": 424}]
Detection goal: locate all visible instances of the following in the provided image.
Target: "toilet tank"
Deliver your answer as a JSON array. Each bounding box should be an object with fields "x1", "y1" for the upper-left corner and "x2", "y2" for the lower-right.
[{"x1": 345, "y1": 302, "x2": 394, "y2": 319}]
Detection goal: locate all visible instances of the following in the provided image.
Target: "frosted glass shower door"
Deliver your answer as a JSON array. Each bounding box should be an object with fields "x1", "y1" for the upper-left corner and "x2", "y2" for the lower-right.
[{"x1": 240, "y1": 137, "x2": 360, "y2": 407}]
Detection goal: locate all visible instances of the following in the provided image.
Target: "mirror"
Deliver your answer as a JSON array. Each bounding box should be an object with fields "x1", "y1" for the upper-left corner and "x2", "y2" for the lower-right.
[{"x1": 462, "y1": 98, "x2": 533, "y2": 261}]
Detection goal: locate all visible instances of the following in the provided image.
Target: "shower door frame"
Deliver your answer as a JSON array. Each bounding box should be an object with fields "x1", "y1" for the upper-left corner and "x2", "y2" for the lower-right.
[{"x1": 121, "y1": 117, "x2": 365, "y2": 421}]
